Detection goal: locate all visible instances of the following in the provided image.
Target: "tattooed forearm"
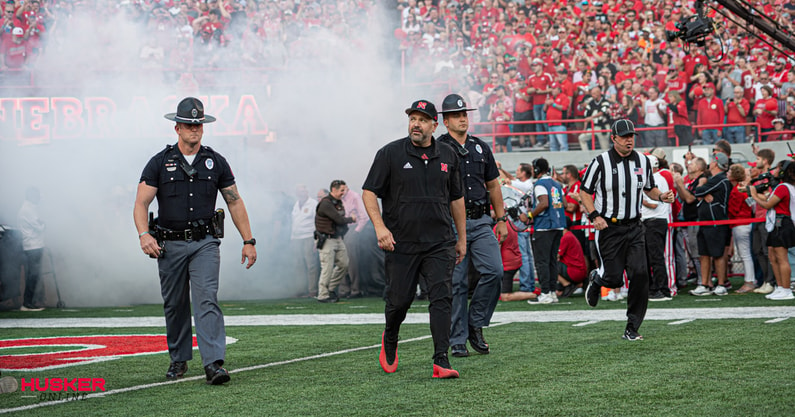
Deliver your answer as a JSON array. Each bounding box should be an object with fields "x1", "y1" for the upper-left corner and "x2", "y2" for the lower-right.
[{"x1": 221, "y1": 185, "x2": 241, "y2": 203}]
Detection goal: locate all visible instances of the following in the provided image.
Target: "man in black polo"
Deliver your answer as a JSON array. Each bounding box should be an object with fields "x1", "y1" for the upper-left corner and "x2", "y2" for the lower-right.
[
  {"x1": 579, "y1": 119, "x2": 674, "y2": 341},
  {"x1": 362, "y1": 99, "x2": 466, "y2": 379},
  {"x1": 134, "y1": 97, "x2": 257, "y2": 384},
  {"x1": 437, "y1": 93, "x2": 507, "y2": 358}
]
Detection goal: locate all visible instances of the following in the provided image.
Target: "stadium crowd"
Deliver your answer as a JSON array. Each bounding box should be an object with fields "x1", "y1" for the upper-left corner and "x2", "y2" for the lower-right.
[
  {"x1": 0, "y1": 0, "x2": 375, "y2": 73},
  {"x1": 396, "y1": 0, "x2": 795, "y2": 150}
]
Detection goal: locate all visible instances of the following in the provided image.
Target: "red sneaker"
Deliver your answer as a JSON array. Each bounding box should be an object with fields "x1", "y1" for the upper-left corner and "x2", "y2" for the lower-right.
[
  {"x1": 432, "y1": 364, "x2": 460, "y2": 379},
  {"x1": 379, "y1": 331, "x2": 398, "y2": 373}
]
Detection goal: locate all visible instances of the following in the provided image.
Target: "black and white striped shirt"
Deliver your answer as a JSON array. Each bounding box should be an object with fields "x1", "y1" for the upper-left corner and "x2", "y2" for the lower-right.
[{"x1": 581, "y1": 148, "x2": 656, "y2": 221}]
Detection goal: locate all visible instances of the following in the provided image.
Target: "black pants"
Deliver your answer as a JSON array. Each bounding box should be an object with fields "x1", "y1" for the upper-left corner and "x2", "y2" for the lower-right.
[
  {"x1": 23, "y1": 248, "x2": 44, "y2": 307},
  {"x1": 533, "y1": 230, "x2": 563, "y2": 294},
  {"x1": 644, "y1": 219, "x2": 670, "y2": 297},
  {"x1": 384, "y1": 244, "x2": 455, "y2": 359},
  {"x1": 674, "y1": 125, "x2": 693, "y2": 146},
  {"x1": 595, "y1": 222, "x2": 649, "y2": 332}
]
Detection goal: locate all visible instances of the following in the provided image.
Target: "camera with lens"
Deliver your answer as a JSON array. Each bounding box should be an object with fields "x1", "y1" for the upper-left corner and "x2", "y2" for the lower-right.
[
  {"x1": 747, "y1": 172, "x2": 778, "y2": 194},
  {"x1": 665, "y1": 1, "x2": 714, "y2": 46}
]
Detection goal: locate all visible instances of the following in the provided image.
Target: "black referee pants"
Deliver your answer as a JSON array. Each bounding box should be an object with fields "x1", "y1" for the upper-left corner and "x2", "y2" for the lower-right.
[
  {"x1": 644, "y1": 218, "x2": 671, "y2": 297},
  {"x1": 383, "y1": 244, "x2": 455, "y2": 359},
  {"x1": 595, "y1": 222, "x2": 650, "y2": 332}
]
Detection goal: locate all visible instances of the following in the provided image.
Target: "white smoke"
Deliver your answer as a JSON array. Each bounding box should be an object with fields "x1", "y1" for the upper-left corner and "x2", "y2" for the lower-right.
[{"x1": 0, "y1": 3, "x2": 413, "y2": 306}]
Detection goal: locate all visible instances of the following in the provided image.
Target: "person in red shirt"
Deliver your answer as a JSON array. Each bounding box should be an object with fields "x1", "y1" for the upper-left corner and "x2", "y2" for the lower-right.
[
  {"x1": 726, "y1": 164, "x2": 756, "y2": 293},
  {"x1": 0, "y1": 27, "x2": 30, "y2": 70},
  {"x1": 489, "y1": 98, "x2": 512, "y2": 153},
  {"x1": 527, "y1": 58, "x2": 553, "y2": 146},
  {"x1": 496, "y1": 221, "x2": 536, "y2": 302},
  {"x1": 666, "y1": 90, "x2": 692, "y2": 146},
  {"x1": 754, "y1": 85, "x2": 779, "y2": 137},
  {"x1": 513, "y1": 75, "x2": 534, "y2": 148},
  {"x1": 544, "y1": 83, "x2": 570, "y2": 151},
  {"x1": 696, "y1": 83, "x2": 725, "y2": 144},
  {"x1": 724, "y1": 86, "x2": 751, "y2": 143},
  {"x1": 555, "y1": 218, "x2": 587, "y2": 298}
]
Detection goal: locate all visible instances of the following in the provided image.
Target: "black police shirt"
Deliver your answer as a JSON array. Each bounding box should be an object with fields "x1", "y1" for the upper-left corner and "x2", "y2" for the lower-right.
[
  {"x1": 140, "y1": 144, "x2": 235, "y2": 230},
  {"x1": 438, "y1": 133, "x2": 499, "y2": 205},
  {"x1": 363, "y1": 137, "x2": 463, "y2": 250}
]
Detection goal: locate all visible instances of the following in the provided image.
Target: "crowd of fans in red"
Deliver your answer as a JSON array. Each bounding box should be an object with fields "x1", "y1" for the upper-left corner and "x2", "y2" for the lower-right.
[
  {"x1": 0, "y1": 0, "x2": 373, "y2": 74},
  {"x1": 397, "y1": 0, "x2": 795, "y2": 150}
]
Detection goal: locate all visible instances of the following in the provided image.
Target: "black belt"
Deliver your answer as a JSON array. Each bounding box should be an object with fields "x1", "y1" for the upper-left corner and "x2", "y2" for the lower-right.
[
  {"x1": 157, "y1": 224, "x2": 214, "y2": 241},
  {"x1": 609, "y1": 217, "x2": 640, "y2": 226},
  {"x1": 466, "y1": 205, "x2": 489, "y2": 220}
]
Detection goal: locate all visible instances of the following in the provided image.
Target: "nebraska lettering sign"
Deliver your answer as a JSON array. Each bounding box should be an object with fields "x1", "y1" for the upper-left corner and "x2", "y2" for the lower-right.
[{"x1": 0, "y1": 95, "x2": 270, "y2": 145}]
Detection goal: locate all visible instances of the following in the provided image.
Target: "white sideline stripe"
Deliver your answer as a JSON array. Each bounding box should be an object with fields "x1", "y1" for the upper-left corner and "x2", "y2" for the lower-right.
[
  {"x1": 2, "y1": 307, "x2": 794, "y2": 328},
  {"x1": 764, "y1": 317, "x2": 789, "y2": 324},
  {"x1": 668, "y1": 319, "x2": 695, "y2": 325},
  {"x1": 572, "y1": 321, "x2": 599, "y2": 327}
]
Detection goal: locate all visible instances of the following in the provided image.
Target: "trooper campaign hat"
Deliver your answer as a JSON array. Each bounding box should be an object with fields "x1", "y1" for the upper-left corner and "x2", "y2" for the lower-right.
[
  {"x1": 438, "y1": 94, "x2": 476, "y2": 114},
  {"x1": 164, "y1": 97, "x2": 217, "y2": 124}
]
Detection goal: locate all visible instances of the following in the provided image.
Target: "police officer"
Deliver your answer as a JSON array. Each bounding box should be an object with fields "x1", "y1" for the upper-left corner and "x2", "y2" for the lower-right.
[
  {"x1": 437, "y1": 93, "x2": 507, "y2": 358},
  {"x1": 362, "y1": 99, "x2": 466, "y2": 379},
  {"x1": 579, "y1": 119, "x2": 674, "y2": 341},
  {"x1": 134, "y1": 97, "x2": 257, "y2": 384}
]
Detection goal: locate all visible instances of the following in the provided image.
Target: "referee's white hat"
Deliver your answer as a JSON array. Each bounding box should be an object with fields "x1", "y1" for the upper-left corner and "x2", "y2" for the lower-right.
[{"x1": 611, "y1": 119, "x2": 635, "y2": 137}]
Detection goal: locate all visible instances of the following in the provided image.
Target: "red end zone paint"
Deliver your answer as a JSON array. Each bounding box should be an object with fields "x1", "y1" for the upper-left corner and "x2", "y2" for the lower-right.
[{"x1": 0, "y1": 335, "x2": 198, "y2": 372}]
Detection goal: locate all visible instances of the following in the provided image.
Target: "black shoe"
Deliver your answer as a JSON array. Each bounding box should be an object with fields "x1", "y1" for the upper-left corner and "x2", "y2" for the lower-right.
[
  {"x1": 204, "y1": 361, "x2": 231, "y2": 385},
  {"x1": 166, "y1": 361, "x2": 187, "y2": 380},
  {"x1": 622, "y1": 328, "x2": 643, "y2": 341},
  {"x1": 317, "y1": 297, "x2": 338, "y2": 303},
  {"x1": 467, "y1": 327, "x2": 489, "y2": 355},
  {"x1": 559, "y1": 283, "x2": 576, "y2": 298},
  {"x1": 585, "y1": 270, "x2": 601, "y2": 308},
  {"x1": 450, "y1": 344, "x2": 469, "y2": 357}
]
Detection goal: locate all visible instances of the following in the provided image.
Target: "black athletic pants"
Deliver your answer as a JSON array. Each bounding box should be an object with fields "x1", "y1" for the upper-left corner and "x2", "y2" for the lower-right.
[
  {"x1": 594, "y1": 221, "x2": 649, "y2": 332},
  {"x1": 384, "y1": 243, "x2": 455, "y2": 359}
]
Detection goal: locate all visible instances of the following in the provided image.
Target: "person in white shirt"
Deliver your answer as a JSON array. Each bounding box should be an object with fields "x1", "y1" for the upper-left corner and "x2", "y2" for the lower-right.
[
  {"x1": 641, "y1": 156, "x2": 673, "y2": 301},
  {"x1": 642, "y1": 87, "x2": 669, "y2": 147},
  {"x1": 17, "y1": 187, "x2": 46, "y2": 311},
  {"x1": 291, "y1": 184, "x2": 319, "y2": 297}
]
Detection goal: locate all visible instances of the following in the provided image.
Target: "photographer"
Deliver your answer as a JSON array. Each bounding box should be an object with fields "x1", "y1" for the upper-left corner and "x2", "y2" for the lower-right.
[{"x1": 749, "y1": 161, "x2": 795, "y2": 300}]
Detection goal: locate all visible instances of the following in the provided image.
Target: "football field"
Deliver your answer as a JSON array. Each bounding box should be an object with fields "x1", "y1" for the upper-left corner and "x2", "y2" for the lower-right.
[{"x1": 0, "y1": 293, "x2": 793, "y2": 416}]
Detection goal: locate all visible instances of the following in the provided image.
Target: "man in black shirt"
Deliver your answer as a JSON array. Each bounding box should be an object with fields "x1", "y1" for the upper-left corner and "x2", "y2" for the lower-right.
[
  {"x1": 362, "y1": 99, "x2": 466, "y2": 379},
  {"x1": 580, "y1": 119, "x2": 674, "y2": 341},
  {"x1": 577, "y1": 86, "x2": 612, "y2": 150},
  {"x1": 134, "y1": 97, "x2": 257, "y2": 385},
  {"x1": 678, "y1": 153, "x2": 732, "y2": 296}
]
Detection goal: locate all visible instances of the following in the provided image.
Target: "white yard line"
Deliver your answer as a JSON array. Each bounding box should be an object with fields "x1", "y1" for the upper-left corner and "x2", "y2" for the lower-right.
[{"x1": 1, "y1": 306, "x2": 794, "y2": 328}]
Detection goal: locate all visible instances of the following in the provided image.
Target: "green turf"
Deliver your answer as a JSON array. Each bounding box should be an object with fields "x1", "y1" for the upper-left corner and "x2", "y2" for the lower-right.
[
  {"x1": 0, "y1": 276, "x2": 791, "y2": 319},
  {"x1": 1, "y1": 316, "x2": 793, "y2": 416}
]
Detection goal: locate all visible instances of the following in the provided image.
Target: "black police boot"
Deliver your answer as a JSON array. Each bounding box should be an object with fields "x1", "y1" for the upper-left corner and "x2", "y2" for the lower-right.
[
  {"x1": 450, "y1": 344, "x2": 469, "y2": 358},
  {"x1": 467, "y1": 327, "x2": 489, "y2": 355},
  {"x1": 166, "y1": 361, "x2": 187, "y2": 380},
  {"x1": 204, "y1": 361, "x2": 231, "y2": 385}
]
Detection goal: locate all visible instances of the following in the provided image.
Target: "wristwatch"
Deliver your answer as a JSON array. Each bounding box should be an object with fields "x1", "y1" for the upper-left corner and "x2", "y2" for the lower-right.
[
  {"x1": 588, "y1": 211, "x2": 601, "y2": 222},
  {"x1": 497, "y1": 215, "x2": 509, "y2": 222},
  {"x1": 243, "y1": 238, "x2": 256, "y2": 246}
]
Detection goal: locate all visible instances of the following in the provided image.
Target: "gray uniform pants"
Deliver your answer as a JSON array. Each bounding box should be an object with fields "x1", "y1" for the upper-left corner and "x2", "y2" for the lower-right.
[
  {"x1": 318, "y1": 237, "x2": 348, "y2": 299},
  {"x1": 450, "y1": 215, "x2": 502, "y2": 346},
  {"x1": 158, "y1": 237, "x2": 224, "y2": 367}
]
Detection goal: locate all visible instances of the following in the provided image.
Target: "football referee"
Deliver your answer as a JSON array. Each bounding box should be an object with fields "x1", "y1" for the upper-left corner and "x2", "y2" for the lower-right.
[{"x1": 579, "y1": 119, "x2": 675, "y2": 341}]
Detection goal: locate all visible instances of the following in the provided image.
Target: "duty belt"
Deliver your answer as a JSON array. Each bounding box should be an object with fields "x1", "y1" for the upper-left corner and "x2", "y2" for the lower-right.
[
  {"x1": 466, "y1": 204, "x2": 489, "y2": 220},
  {"x1": 610, "y1": 217, "x2": 640, "y2": 226},
  {"x1": 157, "y1": 223, "x2": 214, "y2": 241}
]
